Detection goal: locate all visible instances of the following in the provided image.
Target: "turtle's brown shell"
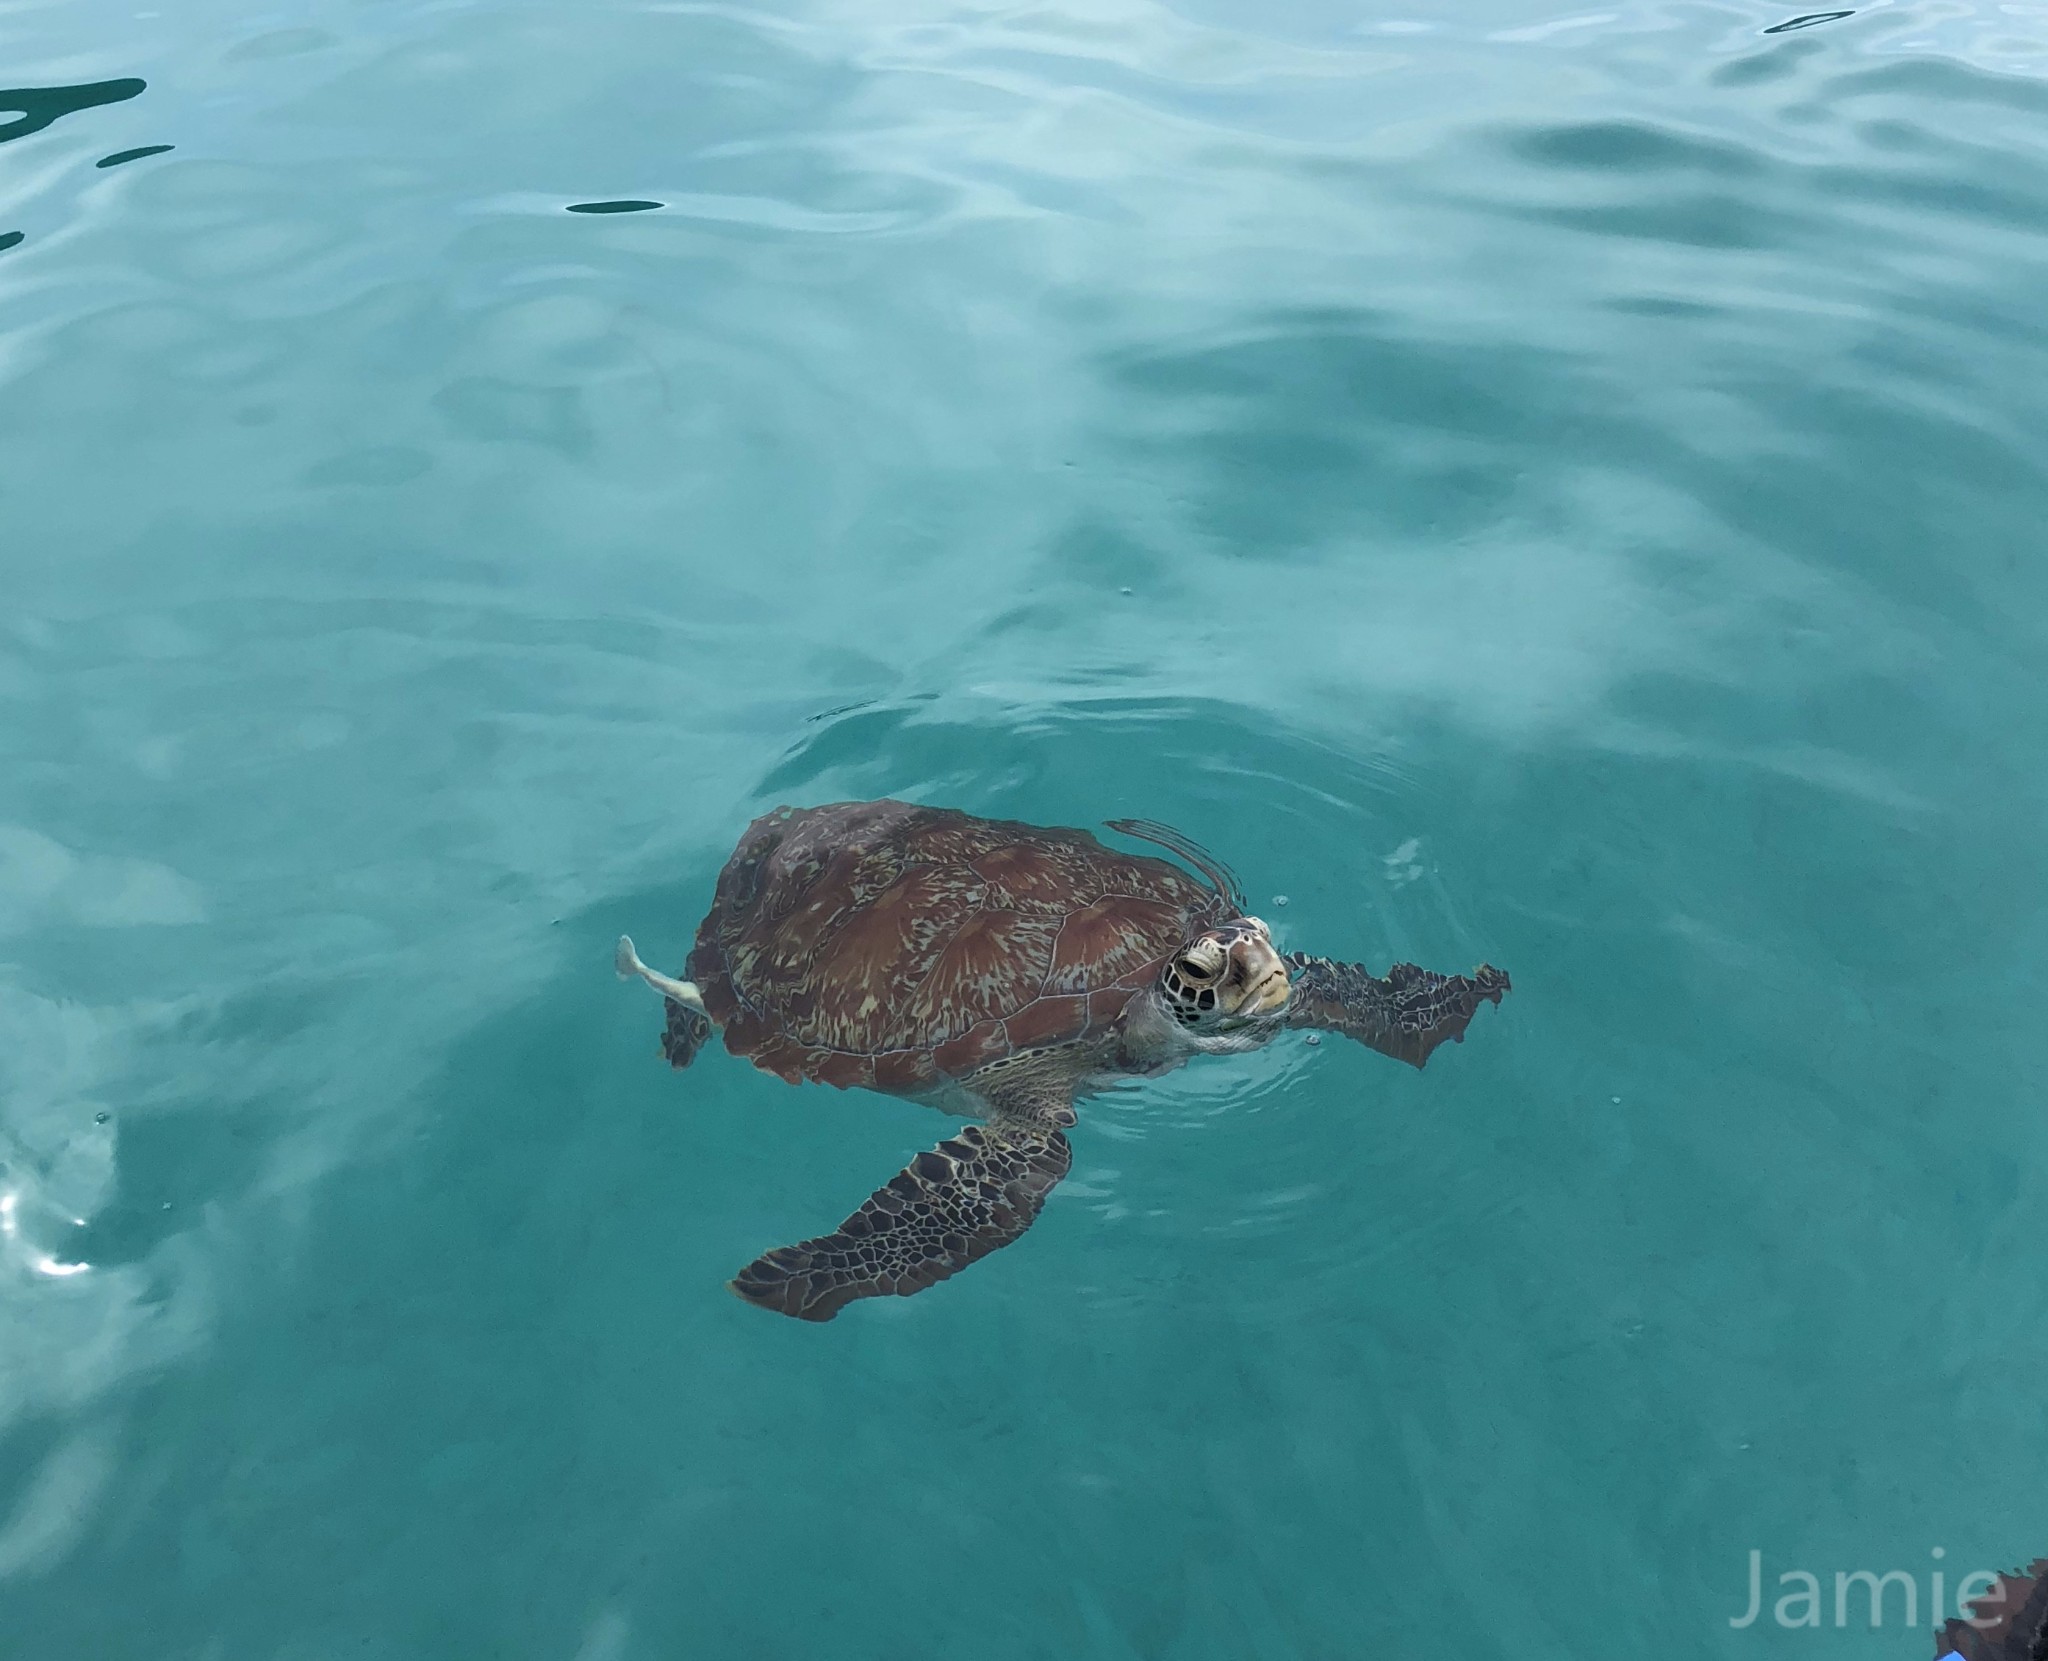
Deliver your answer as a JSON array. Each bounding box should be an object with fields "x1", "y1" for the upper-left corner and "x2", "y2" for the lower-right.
[{"x1": 687, "y1": 800, "x2": 1229, "y2": 1092}]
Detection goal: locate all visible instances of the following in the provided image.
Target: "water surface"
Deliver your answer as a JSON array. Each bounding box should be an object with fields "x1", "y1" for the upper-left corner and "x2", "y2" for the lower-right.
[{"x1": 3, "y1": 0, "x2": 2046, "y2": 1655}]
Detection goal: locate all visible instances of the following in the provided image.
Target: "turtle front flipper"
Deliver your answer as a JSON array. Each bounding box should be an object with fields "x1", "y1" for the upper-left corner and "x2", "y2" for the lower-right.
[
  {"x1": 730, "y1": 1122, "x2": 1072, "y2": 1321},
  {"x1": 1283, "y1": 953, "x2": 1509, "y2": 1069}
]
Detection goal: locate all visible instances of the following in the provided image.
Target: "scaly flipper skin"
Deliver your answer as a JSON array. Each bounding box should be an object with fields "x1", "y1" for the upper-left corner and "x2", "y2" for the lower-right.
[
  {"x1": 1282, "y1": 954, "x2": 1510, "y2": 1069},
  {"x1": 729, "y1": 1120, "x2": 1073, "y2": 1321},
  {"x1": 662, "y1": 998, "x2": 712, "y2": 1069}
]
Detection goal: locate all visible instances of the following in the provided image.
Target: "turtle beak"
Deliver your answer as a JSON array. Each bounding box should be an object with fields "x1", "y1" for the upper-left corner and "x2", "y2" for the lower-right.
[
  {"x1": 1227, "y1": 936, "x2": 1292, "y2": 1018},
  {"x1": 1243, "y1": 964, "x2": 1291, "y2": 1017}
]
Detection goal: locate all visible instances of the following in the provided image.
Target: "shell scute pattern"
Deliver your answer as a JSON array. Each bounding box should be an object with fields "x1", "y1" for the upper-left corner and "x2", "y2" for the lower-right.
[
  {"x1": 871, "y1": 1049, "x2": 937, "y2": 1093},
  {"x1": 1045, "y1": 894, "x2": 1188, "y2": 993},
  {"x1": 804, "y1": 863, "x2": 979, "y2": 1050},
  {"x1": 970, "y1": 837, "x2": 1099, "y2": 913},
  {"x1": 900, "y1": 908, "x2": 1064, "y2": 1042},
  {"x1": 688, "y1": 800, "x2": 1227, "y2": 1090},
  {"x1": 931, "y1": 1019, "x2": 1011, "y2": 1079},
  {"x1": 1086, "y1": 985, "x2": 1141, "y2": 1030},
  {"x1": 1002, "y1": 993, "x2": 1090, "y2": 1051}
]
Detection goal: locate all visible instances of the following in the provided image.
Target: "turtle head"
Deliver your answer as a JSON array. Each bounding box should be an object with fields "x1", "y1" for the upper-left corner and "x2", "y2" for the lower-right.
[{"x1": 1161, "y1": 917, "x2": 1290, "y2": 1034}]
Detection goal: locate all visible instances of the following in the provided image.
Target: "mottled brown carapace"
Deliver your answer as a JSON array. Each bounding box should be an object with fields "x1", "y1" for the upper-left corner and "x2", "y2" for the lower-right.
[
  {"x1": 615, "y1": 797, "x2": 1511, "y2": 1319},
  {"x1": 687, "y1": 800, "x2": 1228, "y2": 1092}
]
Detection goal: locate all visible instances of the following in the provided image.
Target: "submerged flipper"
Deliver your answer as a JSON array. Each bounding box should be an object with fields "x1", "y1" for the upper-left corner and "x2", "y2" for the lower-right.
[
  {"x1": 615, "y1": 935, "x2": 713, "y2": 1068},
  {"x1": 1283, "y1": 953, "x2": 1509, "y2": 1069},
  {"x1": 730, "y1": 1121, "x2": 1072, "y2": 1321}
]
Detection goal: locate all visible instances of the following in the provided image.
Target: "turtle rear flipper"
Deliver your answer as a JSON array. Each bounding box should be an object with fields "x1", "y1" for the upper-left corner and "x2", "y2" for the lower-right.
[
  {"x1": 1283, "y1": 954, "x2": 1509, "y2": 1069},
  {"x1": 661, "y1": 999, "x2": 712, "y2": 1069},
  {"x1": 730, "y1": 1122, "x2": 1072, "y2": 1321},
  {"x1": 615, "y1": 935, "x2": 712, "y2": 1068}
]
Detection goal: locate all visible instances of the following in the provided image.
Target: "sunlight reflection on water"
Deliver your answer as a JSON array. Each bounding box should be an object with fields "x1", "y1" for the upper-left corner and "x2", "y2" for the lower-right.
[{"x1": 3, "y1": 0, "x2": 2047, "y2": 1654}]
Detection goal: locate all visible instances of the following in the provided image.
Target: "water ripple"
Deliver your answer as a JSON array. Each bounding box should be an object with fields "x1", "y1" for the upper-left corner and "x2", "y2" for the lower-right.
[{"x1": 4, "y1": 0, "x2": 2048, "y2": 1650}]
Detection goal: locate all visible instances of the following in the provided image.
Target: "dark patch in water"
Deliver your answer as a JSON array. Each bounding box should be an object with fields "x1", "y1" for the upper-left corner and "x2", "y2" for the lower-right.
[
  {"x1": 1763, "y1": 10, "x2": 1854, "y2": 32},
  {"x1": 0, "y1": 77, "x2": 146, "y2": 145},
  {"x1": 97, "y1": 143, "x2": 174, "y2": 168},
  {"x1": 566, "y1": 199, "x2": 663, "y2": 214},
  {"x1": 807, "y1": 700, "x2": 878, "y2": 724},
  {"x1": 0, "y1": 231, "x2": 22, "y2": 253}
]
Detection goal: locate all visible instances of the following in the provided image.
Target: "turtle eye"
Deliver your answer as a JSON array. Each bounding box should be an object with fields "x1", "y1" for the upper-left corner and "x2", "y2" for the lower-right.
[{"x1": 1174, "y1": 943, "x2": 1224, "y2": 984}]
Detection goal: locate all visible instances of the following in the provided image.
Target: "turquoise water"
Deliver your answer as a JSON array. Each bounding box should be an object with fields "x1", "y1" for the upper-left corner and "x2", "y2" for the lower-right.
[{"x1": 4, "y1": 0, "x2": 2047, "y2": 1654}]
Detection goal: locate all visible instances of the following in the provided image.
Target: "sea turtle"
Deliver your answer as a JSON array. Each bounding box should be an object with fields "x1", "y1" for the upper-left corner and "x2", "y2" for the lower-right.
[{"x1": 617, "y1": 799, "x2": 1509, "y2": 1321}]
